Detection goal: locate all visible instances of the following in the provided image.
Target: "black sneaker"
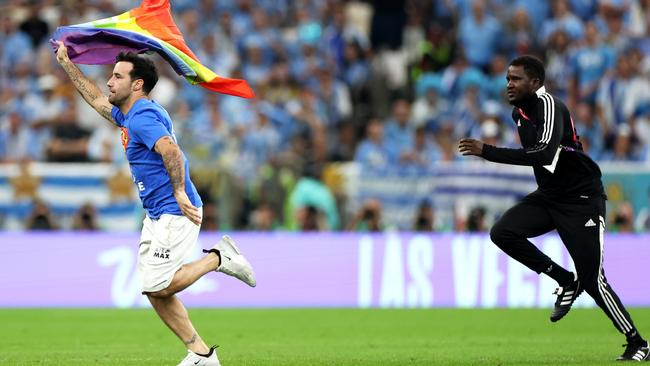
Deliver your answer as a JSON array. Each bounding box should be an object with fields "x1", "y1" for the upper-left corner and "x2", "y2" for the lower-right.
[
  {"x1": 616, "y1": 340, "x2": 650, "y2": 361},
  {"x1": 550, "y1": 279, "x2": 581, "y2": 322}
]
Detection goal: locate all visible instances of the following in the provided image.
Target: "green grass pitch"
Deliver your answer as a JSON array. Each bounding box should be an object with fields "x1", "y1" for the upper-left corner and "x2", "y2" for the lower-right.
[{"x1": 1, "y1": 308, "x2": 649, "y2": 365}]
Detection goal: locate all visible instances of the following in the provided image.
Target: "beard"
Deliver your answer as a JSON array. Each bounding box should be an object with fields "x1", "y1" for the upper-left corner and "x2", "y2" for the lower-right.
[{"x1": 108, "y1": 92, "x2": 128, "y2": 107}]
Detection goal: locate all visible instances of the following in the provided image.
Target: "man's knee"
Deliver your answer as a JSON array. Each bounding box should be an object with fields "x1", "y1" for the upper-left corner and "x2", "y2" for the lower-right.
[
  {"x1": 490, "y1": 221, "x2": 520, "y2": 248},
  {"x1": 489, "y1": 221, "x2": 517, "y2": 247}
]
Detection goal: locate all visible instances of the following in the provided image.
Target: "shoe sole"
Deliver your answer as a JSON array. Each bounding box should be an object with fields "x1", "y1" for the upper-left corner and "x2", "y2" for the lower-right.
[{"x1": 615, "y1": 351, "x2": 650, "y2": 361}]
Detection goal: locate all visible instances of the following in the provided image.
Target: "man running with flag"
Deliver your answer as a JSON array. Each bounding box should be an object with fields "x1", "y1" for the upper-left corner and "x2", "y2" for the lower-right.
[{"x1": 53, "y1": 26, "x2": 255, "y2": 366}]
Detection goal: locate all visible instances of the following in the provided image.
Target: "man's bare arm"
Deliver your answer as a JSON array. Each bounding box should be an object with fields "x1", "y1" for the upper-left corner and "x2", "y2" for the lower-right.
[
  {"x1": 155, "y1": 136, "x2": 186, "y2": 194},
  {"x1": 55, "y1": 41, "x2": 115, "y2": 124},
  {"x1": 154, "y1": 136, "x2": 202, "y2": 225}
]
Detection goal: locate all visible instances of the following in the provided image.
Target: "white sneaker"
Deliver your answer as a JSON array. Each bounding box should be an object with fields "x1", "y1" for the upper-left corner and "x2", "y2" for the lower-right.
[
  {"x1": 209, "y1": 235, "x2": 256, "y2": 287},
  {"x1": 176, "y1": 348, "x2": 221, "y2": 366}
]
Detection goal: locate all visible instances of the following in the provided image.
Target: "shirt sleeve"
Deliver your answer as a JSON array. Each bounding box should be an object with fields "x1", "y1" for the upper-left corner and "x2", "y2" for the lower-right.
[
  {"x1": 481, "y1": 96, "x2": 563, "y2": 168},
  {"x1": 111, "y1": 106, "x2": 124, "y2": 127},
  {"x1": 129, "y1": 109, "x2": 171, "y2": 151}
]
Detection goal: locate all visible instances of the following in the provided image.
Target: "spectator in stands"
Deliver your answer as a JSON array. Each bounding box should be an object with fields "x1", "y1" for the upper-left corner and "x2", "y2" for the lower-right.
[
  {"x1": 196, "y1": 33, "x2": 238, "y2": 83},
  {"x1": 422, "y1": 23, "x2": 456, "y2": 72},
  {"x1": 72, "y1": 202, "x2": 99, "y2": 231},
  {"x1": 610, "y1": 201, "x2": 636, "y2": 232},
  {"x1": 25, "y1": 198, "x2": 58, "y2": 230},
  {"x1": 504, "y1": 8, "x2": 539, "y2": 57},
  {"x1": 369, "y1": 0, "x2": 406, "y2": 51},
  {"x1": 328, "y1": 120, "x2": 356, "y2": 162},
  {"x1": 24, "y1": 74, "x2": 72, "y2": 160},
  {"x1": 347, "y1": 198, "x2": 383, "y2": 232},
  {"x1": 570, "y1": 0, "x2": 598, "y2": 21},
  {"x1": 622, "y1": 48, "x2": 650, "y2": 143},
  {"x1": 0, "y1": 111, "x2": 31, "y2": 162},
  {"x1": 601, "y1": 6, "x2": 632, "y2": 53},
  {"x1": 249, "y1": 203, "x2": 280, "y2": 231},
  {"x1": 241, "y1": 36, "x2": 271, "y2": 88},
  {"x1": 545, "y1": 30, "x2": 574, "y2": 101},
  {"x1": 478, "y1": 118, "x2": 501, "y2": 148},
  {"x1": 296, "y1": 205, "x2": 327, "y2": 231},
  {"x1": 572, "y1": 21, "x2": 615, "y2": 104},
  {"x1": 290, "y1": 40, "x2": 323, "y2": 86},
  {"x1": 354, "y1": 118, "x2": 390, "y2": 170},
  {"x1": 240, "y1": 108, "x2": 281, "y2": 172},
  {"x1": 597, "y1": 56, "x2": 637, "y2": 136},
  {"x1": 288, "y1": 162, "x2": 340, "y2": 230},
  {"x1": 540, "y1": 0, "x2": 585, "y2": 43},
  {"x1": 398, "y1": 126, "x2": 441, "y2": 171},
  {"x1": 433, "y1": 120, "x2": 463, "y2": 163},
  {"x1": 453, "y1": 77, "x2": 484, "y2": 138},
  {"x1": 483, "y1": 54, "x2": 508, "y2": 102},
  {"x1": 340, "y1": 39, "x2": 370, "y2": 92},
  {"x1": 466, "y1": 206, "x2": 488, "y2": 232},
  {"x1": 573, "y1": 102, "x2": 605, "y2": 160},
  {"x1": 457, "y1": 0, "x2": 504, "y2": 71},
  {"x1": 634, "y1": 186, "x2": 650, "y2": 232},
  {"x1": 19, "y1": 2, "x2": 49, "y2": 48},
  {"x1": 45, "y1": 105, "x2": 92, "y2": 162},
  {"x1": 0, "y1": 14, "x2": 32, "y2": 74},
  {"x1": 600, "y1": 124, "x2": 645, "y2": 161},
  {"x1": 314, "y1": 66, "x2": 352, "y2": 128},
  {"x1": 384, "y1": 98, "x2": 414, "y2": 162},
  {"x1": 514, "y1": 0, "x2": 550, "y2": 32},
  {"x1": 412, "y1": 76, "x2": 449, "y2": 128},
  {"x1": 413, "y1": 199, "x2": 435, "y2": 231},
  {"x1": 287, "y1": 87, "x2": 328, "y2": 163}
]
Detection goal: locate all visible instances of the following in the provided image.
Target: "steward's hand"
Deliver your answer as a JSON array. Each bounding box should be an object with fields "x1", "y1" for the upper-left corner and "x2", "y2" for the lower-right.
[{"x1": 458, "y1": 138, "x2": 484, "y2": 156}]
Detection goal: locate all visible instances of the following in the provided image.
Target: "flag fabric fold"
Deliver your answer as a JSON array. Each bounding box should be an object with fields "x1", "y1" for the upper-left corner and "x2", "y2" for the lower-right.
[{"x1": 51, "y1": 0, "x2": 254, "y2": 98}]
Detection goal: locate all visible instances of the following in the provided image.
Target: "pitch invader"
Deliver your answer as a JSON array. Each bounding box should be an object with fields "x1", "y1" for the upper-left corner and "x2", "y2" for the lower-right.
[{"x1": 55, "y1": 41, "x2": 256, "y2": 366}]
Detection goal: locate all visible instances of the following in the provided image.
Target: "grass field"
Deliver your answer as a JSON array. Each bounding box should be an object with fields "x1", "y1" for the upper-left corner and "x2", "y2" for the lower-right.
[{"x1": 1, "y1": 308, "x2": 649, "y2": 365}]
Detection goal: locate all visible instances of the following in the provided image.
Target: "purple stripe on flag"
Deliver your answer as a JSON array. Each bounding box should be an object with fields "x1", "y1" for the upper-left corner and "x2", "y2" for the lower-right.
[{"x1": 50, "y1": 27, "x2": 192, "y2": 76}]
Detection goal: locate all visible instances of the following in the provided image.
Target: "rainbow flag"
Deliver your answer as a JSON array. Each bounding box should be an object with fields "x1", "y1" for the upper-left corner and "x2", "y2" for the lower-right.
[{"x1": 51, "y1": 0, "x2": 254, "y2": 98}]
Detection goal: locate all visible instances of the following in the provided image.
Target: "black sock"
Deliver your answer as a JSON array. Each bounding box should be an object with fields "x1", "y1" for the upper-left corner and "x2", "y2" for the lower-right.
[
  {"x1": 202, "y1": 248, "x2": 222, "y2": 264},
  {"x1": 543, "y1": 262, "x2": 574, "y2": 286},
  {"x1": 626, "y1": 330, "x2": 645, "y2": 344},
  {"x1": 196, "y1": 347, "x2": 213, "y2": 358}
]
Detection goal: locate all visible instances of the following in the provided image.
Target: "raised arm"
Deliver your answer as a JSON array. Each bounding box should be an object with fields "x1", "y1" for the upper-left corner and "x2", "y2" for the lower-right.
[
  {"x1": 154, "y1": 136, "x2": 202, "y2": 225},
  {"x1": 55, "y1": 41, "x2": 115, "y2": 124}
]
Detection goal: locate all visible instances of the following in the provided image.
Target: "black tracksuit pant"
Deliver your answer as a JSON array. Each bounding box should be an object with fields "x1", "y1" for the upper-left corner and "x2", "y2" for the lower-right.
[{"x1": 490, "y1": 190, "x2": 638, "y2": 336}]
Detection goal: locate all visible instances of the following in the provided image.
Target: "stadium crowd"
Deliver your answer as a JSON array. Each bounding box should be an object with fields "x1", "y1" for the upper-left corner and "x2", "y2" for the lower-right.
[{"x1": 1, "y1": 0, "x2": 650, "y2": 232}]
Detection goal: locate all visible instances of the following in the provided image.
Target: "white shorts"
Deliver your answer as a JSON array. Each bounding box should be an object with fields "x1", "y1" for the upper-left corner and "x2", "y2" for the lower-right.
[{"x1": 138, "y1": 210, "x2": 201, "y2": 293}]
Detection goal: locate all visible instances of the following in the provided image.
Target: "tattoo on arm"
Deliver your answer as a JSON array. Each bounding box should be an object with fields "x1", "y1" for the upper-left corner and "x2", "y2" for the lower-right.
[
  {"x1": 60, "y1": 61, "x2": 115, "y2": 124},
  {"x1": 183, "y1": 333, "x2": 198, "y2": 345},
  {"x1": 161, "y1": 140, "x2": 186, "y2": 193},
  {"x1": 96, "y1": 104, "x2": 114, "y2": 123}
]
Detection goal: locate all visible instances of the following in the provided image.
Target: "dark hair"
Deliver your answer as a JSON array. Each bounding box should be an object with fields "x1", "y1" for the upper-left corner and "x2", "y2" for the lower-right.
[
  {"x1": 509, "y1": 55, "x2": 545, "y2": 84},
  {"x1": 115, "y1": 51, "x2": 158, "y2": 94}
]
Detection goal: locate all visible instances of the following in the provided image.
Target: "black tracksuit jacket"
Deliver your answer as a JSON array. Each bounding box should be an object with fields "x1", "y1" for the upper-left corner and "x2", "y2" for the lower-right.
[{"x1": 481, "y1": 86, "x2": 604, "y2": 200}]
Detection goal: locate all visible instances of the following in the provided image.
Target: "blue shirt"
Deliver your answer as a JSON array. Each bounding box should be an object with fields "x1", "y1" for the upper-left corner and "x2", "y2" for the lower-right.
[
  {"x1": 112, "y1": 99, "x2": 202, "y2": 219},
  {"x1": 458, "y1": 15, "x2": 502, "y2": 68},
  {"x1": 571, "y1": 45, "x2": 615, "y2": 102}
]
